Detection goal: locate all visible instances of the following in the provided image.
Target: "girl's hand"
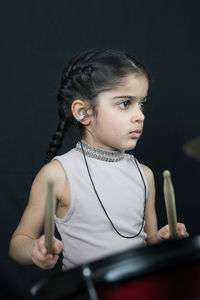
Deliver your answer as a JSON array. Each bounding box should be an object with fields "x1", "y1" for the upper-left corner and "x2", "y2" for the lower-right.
[
  {"x1": 31, "y1": 235, "x2": 63, "y2": 269},
  {"x1": 157, "y1": 223, "x2": 189, "y2": 242}
]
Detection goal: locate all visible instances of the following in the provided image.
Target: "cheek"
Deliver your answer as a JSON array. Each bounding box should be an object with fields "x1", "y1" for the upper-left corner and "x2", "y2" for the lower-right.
[
  {"x1": 100, "y1": 115, "x2": 126, "y2": 135},
  {"x1": 98, "y1": 111, "x2": 114, "y2": 125}
]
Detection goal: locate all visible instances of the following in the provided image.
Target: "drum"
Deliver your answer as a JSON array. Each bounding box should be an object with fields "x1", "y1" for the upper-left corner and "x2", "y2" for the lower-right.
[{"x1": 32, "y1": 235, "x2": 200, "y2": 300}]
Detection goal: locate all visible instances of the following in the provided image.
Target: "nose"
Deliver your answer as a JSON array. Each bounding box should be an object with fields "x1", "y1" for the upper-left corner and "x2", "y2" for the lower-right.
[{"x1": 131, "y1": 107, "x2": 145, "y2": 123}]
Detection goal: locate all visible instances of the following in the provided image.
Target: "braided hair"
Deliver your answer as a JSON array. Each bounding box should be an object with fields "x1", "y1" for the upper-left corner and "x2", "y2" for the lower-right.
[{"x1": 45, "y1": 49, "x2": 149, "y2": 162}]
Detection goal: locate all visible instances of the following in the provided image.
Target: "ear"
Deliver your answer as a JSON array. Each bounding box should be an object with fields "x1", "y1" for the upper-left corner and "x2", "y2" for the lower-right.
[{"x1": 71, "y1": 99, "x2": 92, "y2": 125}]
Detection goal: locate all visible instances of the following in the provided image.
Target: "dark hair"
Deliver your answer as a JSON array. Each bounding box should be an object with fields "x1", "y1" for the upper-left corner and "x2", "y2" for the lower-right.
[{"x1": 45, "y1": 48, "x2": 149, "y2": 162}]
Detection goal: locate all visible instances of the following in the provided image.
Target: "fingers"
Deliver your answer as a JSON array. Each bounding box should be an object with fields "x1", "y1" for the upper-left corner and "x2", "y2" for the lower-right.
[
  {"x1": 177, "y1": 222, "x2": 190, "y2": 238},
  {"x1": 31, "y1": 235, "x2": 62, "y2": 269},
  {"x1": 32, "y1": 254, "x2": 59, "y2": 270},
  {"x1": 52, "y1": 237, "x2": 63, "y2": 254},
  {"x1": 157, "y1": 224, "x2": 171, "y2": 241},
  {"x1": 157, "y1": 223, "x2": 189, "y2": 242},
  {"x1": 38, "y1": 235, "x2": 47, "y2": 255}
]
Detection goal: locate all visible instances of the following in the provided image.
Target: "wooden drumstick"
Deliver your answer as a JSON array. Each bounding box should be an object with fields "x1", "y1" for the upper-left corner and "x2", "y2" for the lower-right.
[
  {"x1": 44, "y1": 181, "x2": 56, "y2": 253},
  {"x1": 163, "y1": 170, "x2": 178, "y2": 239}
]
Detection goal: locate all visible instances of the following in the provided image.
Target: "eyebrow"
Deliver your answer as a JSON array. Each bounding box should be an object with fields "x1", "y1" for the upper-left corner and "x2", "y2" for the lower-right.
[{"x1": 111, "y1": 95, "x2": 147, "y2": 101}]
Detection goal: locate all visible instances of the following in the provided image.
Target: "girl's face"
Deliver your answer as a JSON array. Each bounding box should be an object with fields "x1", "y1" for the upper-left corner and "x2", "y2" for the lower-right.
[{"x1": 84, "y1": 73, "x2": 149, "y2": 151}]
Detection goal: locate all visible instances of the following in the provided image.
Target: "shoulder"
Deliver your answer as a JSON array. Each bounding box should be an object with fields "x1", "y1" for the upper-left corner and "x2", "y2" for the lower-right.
[
  {"x1": 140, "y1": 164, "x2": 154, "y2": 178},
  {"x1": 140, "y1": 164, "x2": 155, "y2": 187},
  {"x1": 31, "y1": 160, "x2": 67, "y2": 200},
  {"x1": 34, "y1": 160, "x2": 65, "y2": 183},
  {"x1": 35, "y1": 147, "x2": 78, "y2": 183}
]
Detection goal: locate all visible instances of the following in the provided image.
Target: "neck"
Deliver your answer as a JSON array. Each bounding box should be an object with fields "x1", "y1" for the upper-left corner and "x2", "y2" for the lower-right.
[{"x1": 82, "y1": 135, "x2": 118, "y2": 151}]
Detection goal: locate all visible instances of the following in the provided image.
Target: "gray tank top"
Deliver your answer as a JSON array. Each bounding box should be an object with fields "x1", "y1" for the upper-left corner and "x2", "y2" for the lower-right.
[{"x1": 54, "y1": 148, "x2": 148, "y2": 271}]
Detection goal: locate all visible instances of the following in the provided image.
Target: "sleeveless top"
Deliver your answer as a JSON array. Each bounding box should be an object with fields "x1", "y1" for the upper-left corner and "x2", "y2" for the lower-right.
[{"x1": 53, "y1": 147, "x2": 148, "y2": 271}]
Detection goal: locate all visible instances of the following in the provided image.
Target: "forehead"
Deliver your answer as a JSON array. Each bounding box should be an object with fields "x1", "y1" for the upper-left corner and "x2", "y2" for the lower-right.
[{"x1": 99, "y1": 74, "x2": 149, "y2": 99}]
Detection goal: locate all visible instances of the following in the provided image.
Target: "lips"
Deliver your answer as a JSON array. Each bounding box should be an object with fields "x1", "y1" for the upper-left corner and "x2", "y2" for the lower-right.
[{"x1": 129, "y1": 129, "x2": 142, "y2": 138}]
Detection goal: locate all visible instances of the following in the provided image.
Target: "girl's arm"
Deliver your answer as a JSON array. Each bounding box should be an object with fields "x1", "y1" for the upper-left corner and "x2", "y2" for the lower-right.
[
  {"x1": 9, "y1": 160, "x2": 67, "y2": 269},
  {"x1": 141, "y1": 164, "x2": 189, "y2": 244},
  {"x1": 140, "y1": 164, "x2": 158, "y2": 244}
]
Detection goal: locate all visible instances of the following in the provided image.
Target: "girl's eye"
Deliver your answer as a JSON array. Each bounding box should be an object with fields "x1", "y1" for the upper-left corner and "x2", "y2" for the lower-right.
[
  {"x1": 138, "y1": 100, "x2": 148, "y2": 111},
  {"x1": 118, "y1": 100, "x2": 130, "y2": 109}
]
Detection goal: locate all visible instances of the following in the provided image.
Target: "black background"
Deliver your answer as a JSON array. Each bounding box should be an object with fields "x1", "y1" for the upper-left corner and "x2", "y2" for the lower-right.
[{"x1": 1, "y1": 1, "x2": 200, "y2": 299}]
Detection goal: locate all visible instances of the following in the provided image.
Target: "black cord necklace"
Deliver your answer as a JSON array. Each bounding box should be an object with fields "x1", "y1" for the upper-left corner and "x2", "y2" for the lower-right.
[{"x1": 79, "y1": 139, "x2": 147, "y2": 239}]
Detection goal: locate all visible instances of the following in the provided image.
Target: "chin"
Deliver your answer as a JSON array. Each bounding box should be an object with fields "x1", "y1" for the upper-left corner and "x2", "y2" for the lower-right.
[
  {"x1": 125, "y1": 140, "x2": 138, "y2": 151},
  {"x1": 126, "y1": 145, "x2": 137, "y2": 151}
]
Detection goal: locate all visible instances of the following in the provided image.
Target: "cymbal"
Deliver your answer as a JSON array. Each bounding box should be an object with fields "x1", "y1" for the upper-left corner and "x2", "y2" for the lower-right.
[{"x1": 183, "y1": 136, "x2": 200, "y2": 160}]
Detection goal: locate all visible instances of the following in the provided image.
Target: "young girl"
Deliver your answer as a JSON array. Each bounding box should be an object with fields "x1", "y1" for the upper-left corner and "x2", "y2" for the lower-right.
[{"x1": 9, "y1": 49, "x2": 188, "y2": 271}]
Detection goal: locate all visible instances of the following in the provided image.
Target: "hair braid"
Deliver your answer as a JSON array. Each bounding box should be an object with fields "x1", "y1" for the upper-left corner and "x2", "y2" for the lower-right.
[{"x1": 45, "y1": 68, "x2": 76, "y2": 162}]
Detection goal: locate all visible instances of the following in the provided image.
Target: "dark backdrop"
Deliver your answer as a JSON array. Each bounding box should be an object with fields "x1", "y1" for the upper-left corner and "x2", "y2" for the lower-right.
[{"x1": 1, "y1": 0, "x2": 200, "y2": 299}]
